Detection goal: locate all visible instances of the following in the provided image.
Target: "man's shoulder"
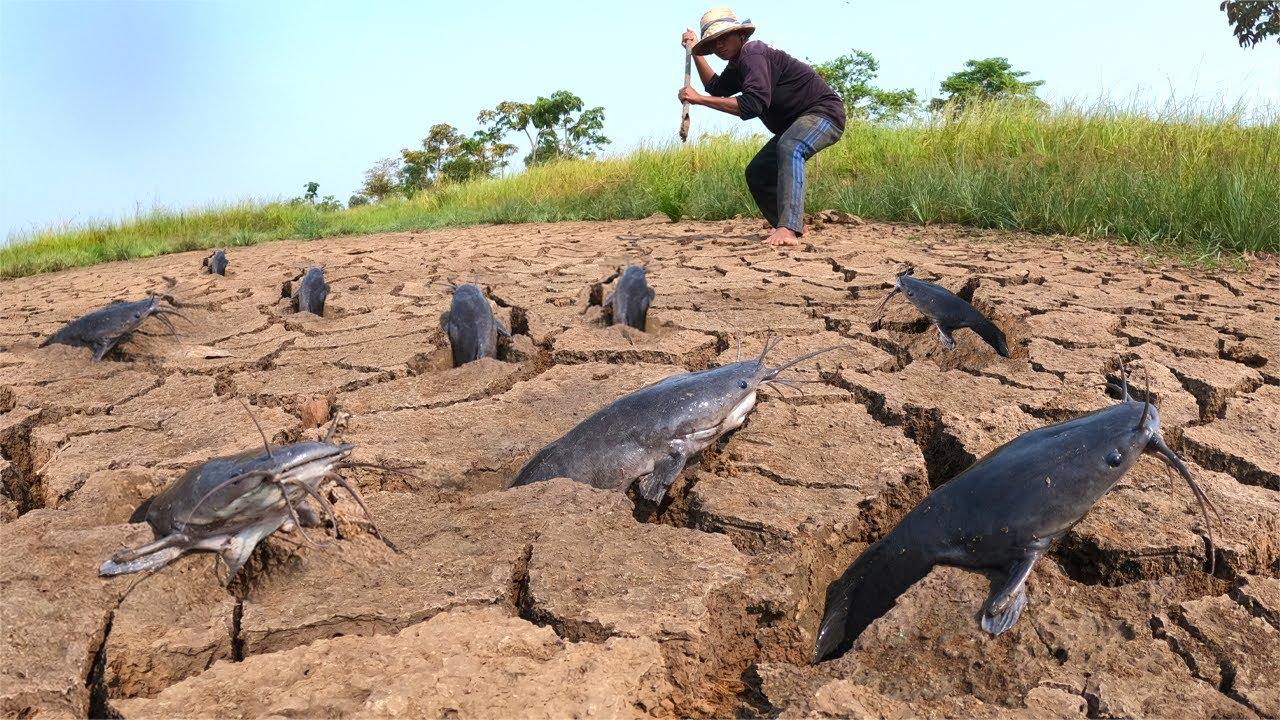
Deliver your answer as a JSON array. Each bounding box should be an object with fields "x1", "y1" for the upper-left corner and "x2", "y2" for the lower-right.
[{"x1": 740, "y1": 40, "x2": 803, "y2": 67}]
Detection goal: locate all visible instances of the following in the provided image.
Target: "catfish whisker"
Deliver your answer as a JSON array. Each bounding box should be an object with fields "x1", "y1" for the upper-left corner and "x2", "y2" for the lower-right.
[
  {"x1": 765, "y1": 345, "x2": 848, "y2": 379},
  {"x1": 292, "y1": 480, "x2": 342, "y2": 535},
  {"x1": 152, "y1": 313, "x2": 180, "y2": 339},
  {"x1": 339, "y1": 461, "x2": 423, "y2": 489},
  {"x1": 325, "y1": 468, "x2": 384, "y2": 540},
  {"x1": 237, "y1": 398, "x2": 274, "y2": 459},
  {"x1": 276, "y1": 485, "x2": 321, "y2": 548},
  {"x1": 767, "y1": 378, "x2": 807, "y2": 396}
]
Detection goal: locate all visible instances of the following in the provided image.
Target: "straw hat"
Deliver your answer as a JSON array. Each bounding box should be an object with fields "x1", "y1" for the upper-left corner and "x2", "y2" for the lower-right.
[{"x1": 692, "y1": 7, "x2": 756, "y2": 56}]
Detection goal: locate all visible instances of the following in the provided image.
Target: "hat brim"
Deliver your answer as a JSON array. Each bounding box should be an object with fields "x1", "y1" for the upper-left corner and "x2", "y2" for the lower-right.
[{"x1": 692, "y1": 25, "x2": 755, "y2": 56}]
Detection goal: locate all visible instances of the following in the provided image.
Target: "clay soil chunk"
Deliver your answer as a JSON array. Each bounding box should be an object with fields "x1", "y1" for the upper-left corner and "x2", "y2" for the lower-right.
[
  {"x1": 1171, "y1": 594, "x2": 1280, "y2": 716},
  {"x1": 114, "y1": 606, "x2": 674, "y2": 719},
  {"x1": 1180, "y1": 385, "x2": 1280, "y2": 490},
  {"x1": 552, "y1": 325, "x2": 720, "y2": 368},
  {"x1": 686, "y1": 400, "x2": 928, "y2": 555},
  {"x1": 105, "y1": 554, "x2": 236, "y2": 699},
  {"x1": 523, "y1": 499, "x2": 750, "y2": 715},
  {"x1": 0, "y1": 511, "x2": 147, "y2": 718},
  {"x1": 0, "y1": 219, "x2": 1277, "y2": 716},
  {"x1": 1134, "y1": 344, "x2": 1264, "y2": 420},
  {"x1": 238, "y1": 481, "x2": 627, "y2": 657},
  {"x1": 1233, "y1": 575, "x2": 1280, "y2": 630},
  {"x1": 764, "y1": 677, "x2": 1088, "y2": 719},
  {"x1": 339, "y1": 358, "x2": 523, "y2": 415}
]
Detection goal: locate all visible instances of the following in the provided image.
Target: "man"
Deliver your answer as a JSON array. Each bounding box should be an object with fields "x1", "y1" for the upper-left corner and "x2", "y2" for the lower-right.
[{"x1": 679, "y1": 8, "x2": 846, "y2": 246}]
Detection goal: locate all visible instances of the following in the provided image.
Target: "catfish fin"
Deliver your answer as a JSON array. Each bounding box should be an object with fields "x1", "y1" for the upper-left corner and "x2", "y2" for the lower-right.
[
  {"x1": 438, "y1": 311, "x2": 451, "y2": 333},
  {"x1": 979, "y1": 548, "x2": 1041, "y2": 634},
  {"x1": 980, "y1": 584, "x2": 1027, "y2": 635},
  {"x1": 636, "y1": 451, "x2": 688, "y2": 502},
  {"x1": 935, "y1": 324, "x2": 957, "y2": 351},
  {"x1": 99, "y1": 546, "x2": 184, "y2": 576},
  {"x1": 91, "y1": 340, "x2": 114, "y2": 363},
  {"x1": 219, "y1": 518, "x2": 282, "y2": 584},
  {"x1": 495, "y1": 320, "x2": 511, "y2": 337}
]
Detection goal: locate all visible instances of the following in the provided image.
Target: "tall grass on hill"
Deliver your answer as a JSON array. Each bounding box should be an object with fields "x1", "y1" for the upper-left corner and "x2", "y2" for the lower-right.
[{"x1": 2, "y1": 100, "x2": 1275, "y2": 279}]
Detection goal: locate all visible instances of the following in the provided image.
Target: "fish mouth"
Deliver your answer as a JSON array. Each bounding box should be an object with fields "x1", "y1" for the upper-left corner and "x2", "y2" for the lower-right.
[
  {"x1": 686, "y1": 392, "x2": 757, "y2": 451},
  {"x1": 726, "y1": 391, "x2": 758, "y2": 428},
  {"x1": 278, "y1": 444, "x2": 353, "y2": 485},
  {"x1": 1144, "y1": 433, "x2": 1189, "y2": 481}
]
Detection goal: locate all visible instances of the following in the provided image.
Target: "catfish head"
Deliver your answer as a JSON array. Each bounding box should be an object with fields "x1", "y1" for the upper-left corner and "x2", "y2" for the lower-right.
[
  {"x1": 1091, "y1": 364, "x2": 1222, "y2": 571},
  {"x1": 675, "y1": 337, "x2": 846, "y2": 437}
]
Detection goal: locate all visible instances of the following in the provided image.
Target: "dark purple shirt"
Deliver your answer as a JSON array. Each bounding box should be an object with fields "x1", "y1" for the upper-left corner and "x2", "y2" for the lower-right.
[{"x1": 705, "y1": 41, "x2": 846, "y2": 136}]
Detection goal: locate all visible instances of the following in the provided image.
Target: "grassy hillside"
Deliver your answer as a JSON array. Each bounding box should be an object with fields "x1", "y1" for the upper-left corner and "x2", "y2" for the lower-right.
[{"x1": 3, "y1": 101, "x2": 1275, "y2": 278}]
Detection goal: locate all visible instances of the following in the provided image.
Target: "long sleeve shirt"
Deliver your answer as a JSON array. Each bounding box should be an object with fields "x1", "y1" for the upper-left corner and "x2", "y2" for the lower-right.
[{"x1": 705, "y1": 40, "x2": 847, "y2": 136}]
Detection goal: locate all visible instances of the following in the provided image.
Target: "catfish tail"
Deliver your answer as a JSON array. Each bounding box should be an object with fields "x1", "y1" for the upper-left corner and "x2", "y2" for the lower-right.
[
  {"x1": 970, "y1": 317, "x2": 1010, "y2": 358},
  {"x1": 813, "y1": 537, "x2": 936, "y2": 663}
]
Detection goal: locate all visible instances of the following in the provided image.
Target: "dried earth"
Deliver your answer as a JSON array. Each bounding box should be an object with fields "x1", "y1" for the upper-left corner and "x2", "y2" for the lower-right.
[{"x1": 1, "y1": 216, "x2": 1277, "y2": 719}]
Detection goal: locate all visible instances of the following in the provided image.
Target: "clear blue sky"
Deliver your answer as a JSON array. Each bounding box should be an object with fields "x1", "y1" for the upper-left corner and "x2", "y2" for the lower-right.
[{"x1": 2, "y1": 0, "x2": 1277, "y2": 240}]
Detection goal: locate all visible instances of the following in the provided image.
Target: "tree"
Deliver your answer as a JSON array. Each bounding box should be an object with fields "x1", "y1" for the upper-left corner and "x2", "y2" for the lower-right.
[
  {"x1": 361, "y1": 158, "x2": 402, "y2": 201},
  {"x1": 1220, "y1": 1, "x2": 1280, "y2": 47},
  {"x1": 400, "y1": 123, "x2": 462, "y2": 195},
  {"x1": 303, "y1": 182, "x2": 320, "y2": 203},
  {"x1": 355, "y1": 89, "x2": 607, "y2": 200},
  {"x1": 812, "y1": 50, "x2": 918, "y2": 123},
  {"x1": 928, "y1": 58, "x2": 1045, "y2": 113},
  {"x1": 440, "y1": 129, "x2": 517, "y2": 183},
  {"x1": 398, "y1": 122, "x2": 517, "y2": 188},
  {"x1": 478, "y1": 101, "x2": 536, "y2": 165},
  {"x1": 524, "y1": 90, "x2": 610, "y2": 166}
]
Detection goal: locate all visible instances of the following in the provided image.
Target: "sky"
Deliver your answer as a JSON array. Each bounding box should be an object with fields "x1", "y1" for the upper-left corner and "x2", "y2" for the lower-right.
[{"x1": 2, "y1": 0, "x2": 1277, "y2": 240}]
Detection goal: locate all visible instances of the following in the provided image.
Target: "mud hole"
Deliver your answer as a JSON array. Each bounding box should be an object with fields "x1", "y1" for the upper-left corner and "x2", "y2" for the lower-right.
[{"x1": 1, "y1": 216, "x2": 1278, "y2": 718}]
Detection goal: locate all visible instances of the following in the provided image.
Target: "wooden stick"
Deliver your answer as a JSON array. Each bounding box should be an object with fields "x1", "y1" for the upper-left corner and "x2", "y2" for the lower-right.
[{"x1": 679, "y1": 46, "x2": 692, "y2": 142}]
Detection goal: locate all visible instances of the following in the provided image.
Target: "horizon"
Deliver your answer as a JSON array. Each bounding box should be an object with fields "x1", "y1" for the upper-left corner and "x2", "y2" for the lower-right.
[{"x1": 3, "y1": 0, "x2": 1278, "y2": 241}]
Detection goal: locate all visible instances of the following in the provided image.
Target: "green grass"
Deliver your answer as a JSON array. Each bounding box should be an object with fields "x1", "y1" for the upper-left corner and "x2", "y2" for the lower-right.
[{"x1": 3, "y1": 100, "x2": 1276, "y2": 278}]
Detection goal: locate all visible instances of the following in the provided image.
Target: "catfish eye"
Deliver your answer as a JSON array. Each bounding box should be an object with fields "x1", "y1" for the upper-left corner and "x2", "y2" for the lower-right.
[
  {"x1": 1105, "y1": 451, "x2": 1123, "y2": 468},
  {"x1": 738, "y1": 380, "x2": 749, "y2": 390},
  {"x1": 133, "y1": 312, "x2": 142, "y2": 319}
]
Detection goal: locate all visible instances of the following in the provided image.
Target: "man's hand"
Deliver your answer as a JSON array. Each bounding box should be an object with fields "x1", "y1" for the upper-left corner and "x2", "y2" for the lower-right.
[
  {"x1": 678, "y1": 86, "x2": 701, "y2": 104},
  {"x1": 682, "y1": 28, "x2": 697, "y2": 50}
]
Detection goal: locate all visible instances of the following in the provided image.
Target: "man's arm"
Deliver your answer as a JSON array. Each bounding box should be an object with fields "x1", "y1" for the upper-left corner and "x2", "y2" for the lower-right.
[
  {"x1": 693, "y1": 54, "x2": 716, "y2": 87},
  {"x1": 683, "y1": 91, "x2": 740, "y2": 116},
  {"x1": 682, "y1": 29, "x2": 716, "y2": 87}
]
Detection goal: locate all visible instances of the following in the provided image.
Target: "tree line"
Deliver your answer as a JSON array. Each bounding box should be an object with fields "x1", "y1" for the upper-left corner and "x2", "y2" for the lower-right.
[
  {"x1": 811, "y1": 53, "x2": 1045, "y2": 124},
  {"x1": 351, "y1": 90, "x2": 610, "y2": 205},
  {"x1": 315, "y1": 3, "x2": 1275, "y2": 208}
]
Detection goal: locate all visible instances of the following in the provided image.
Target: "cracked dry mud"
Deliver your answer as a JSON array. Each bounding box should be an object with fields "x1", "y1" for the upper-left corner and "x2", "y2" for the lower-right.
[{"x1": 1, "y1": 216, "x2": 1277, "y2": 719}]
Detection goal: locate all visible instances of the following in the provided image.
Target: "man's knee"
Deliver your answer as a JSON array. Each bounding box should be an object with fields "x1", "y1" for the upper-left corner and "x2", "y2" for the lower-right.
[
  {"x1": 745, "y1": 156, "x2": 772, "y2": 185},
  {"x1": 776, "y1": 137, "x2": 807, "y2": 163}
]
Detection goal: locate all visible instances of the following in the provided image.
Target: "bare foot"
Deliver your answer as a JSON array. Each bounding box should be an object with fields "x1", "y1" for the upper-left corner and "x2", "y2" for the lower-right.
[{"x1": 764, "y1": 227, "x2": 800, "y2": 246}]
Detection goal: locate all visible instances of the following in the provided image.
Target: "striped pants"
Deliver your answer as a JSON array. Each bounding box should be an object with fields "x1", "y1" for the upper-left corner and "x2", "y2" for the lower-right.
[{"x1": 744, "y1": 114, "x2": 843, "y2": 234}]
